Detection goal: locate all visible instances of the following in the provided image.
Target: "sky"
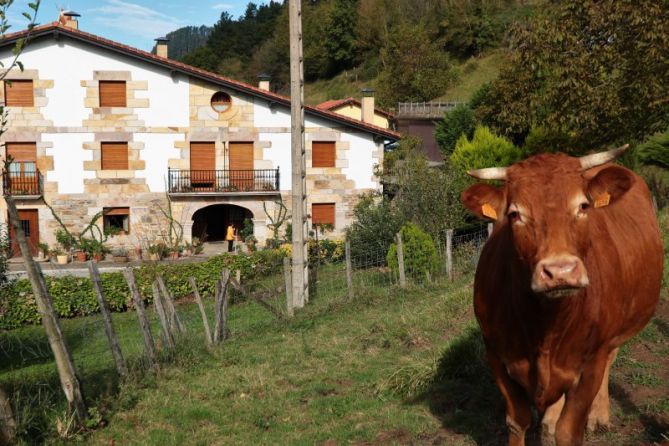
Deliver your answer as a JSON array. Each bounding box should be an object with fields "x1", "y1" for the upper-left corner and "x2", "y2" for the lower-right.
[{"x1": 7, "y1": 0, "x2": 269, "y2": 51}]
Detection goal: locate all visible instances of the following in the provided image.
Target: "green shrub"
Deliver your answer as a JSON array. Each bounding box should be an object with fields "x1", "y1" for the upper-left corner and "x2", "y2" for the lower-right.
[
  {"x1": 0, "y1": 250, "x2": 286, "y2": 329},
  {"x1": 386, "y1": 223, "x2": 439, "y2": 281},
  {"x1": 639, "y1": 165, "x2": 669, "y2": 210},
  {"x1": 345, "y1": 194, "x2": 404, "y2": 263},
  {"x1": 523, "y1": 125, "x2": 575, "y2": 156},
  {"x1": 308, "y1": 239, "x2": 345, "y2": 264},
  {"x1": 636, "y1": 129, "x2": 669, "y2": 169},
  {"x1": 435, "y1": 104, "x2": 476, "y2": 156},
  {"x1": 451, "y1": 125, "x2": 525, "y2": 172}
]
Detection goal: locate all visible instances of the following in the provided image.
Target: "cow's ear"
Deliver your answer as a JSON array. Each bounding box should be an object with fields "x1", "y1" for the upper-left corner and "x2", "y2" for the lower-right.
[
  {"x1": 587, "y1": 166, "x2": 635, "y2": 208},
  {"x1": 461, "y1": 183, "x2": 505, "y2": 221}
]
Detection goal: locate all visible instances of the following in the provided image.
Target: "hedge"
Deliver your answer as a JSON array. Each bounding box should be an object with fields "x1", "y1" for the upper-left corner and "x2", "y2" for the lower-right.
[{"x1": 0, "y1": 250, "x2": 285, "y2": 330}]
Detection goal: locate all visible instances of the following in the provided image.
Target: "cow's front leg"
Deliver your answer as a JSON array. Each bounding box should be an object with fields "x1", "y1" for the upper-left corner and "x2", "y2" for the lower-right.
[
  {"x1": 587, "y1": 348, "x2": 618, "y2": 432},
  {"x1": 555, "y1": 352, "x2": 608, "y2": 446},
  {"x1": 488, "y1": 353, "x2": 532, "y2": 446}
]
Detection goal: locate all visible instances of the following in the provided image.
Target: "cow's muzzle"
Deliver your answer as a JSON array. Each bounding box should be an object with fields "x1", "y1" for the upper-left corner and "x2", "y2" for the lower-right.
[{"x1": 531, "y1": 255, "x2": 589, "y2": 298}]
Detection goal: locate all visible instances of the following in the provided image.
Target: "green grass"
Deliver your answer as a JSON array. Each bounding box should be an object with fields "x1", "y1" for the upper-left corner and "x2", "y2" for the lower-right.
[
  {"x1": 305, "y1": 69, "x2": 376, "y2": 107},
  {"x1": 439, "y1": 50, "x2": 507, "y2": 102}
]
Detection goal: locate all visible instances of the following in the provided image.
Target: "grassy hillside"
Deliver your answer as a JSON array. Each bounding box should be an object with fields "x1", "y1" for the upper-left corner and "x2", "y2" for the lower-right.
[{"x1": 440, "y1": 50, "x2": 507, "y2": 102}]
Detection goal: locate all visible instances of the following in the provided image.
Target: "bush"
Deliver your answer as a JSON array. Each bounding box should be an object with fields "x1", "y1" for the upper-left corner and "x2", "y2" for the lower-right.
[
  {"x1": 0, "y1": 250, "x2": 286, "y2": 329},
  {"x1": 523, "y1": 125, "x2": 575, "y2": 156},
  {"x1": 345, "y1": 194, "x2": 404, "y2": 263},
  {"x1": 638, "y1": 165, "x2": 669, "y2": 210},
  {"x1": 386, "y1": 223, "x2": 439, "y2": 281},
  {"x1": 451, "y1": 126, "x2": 525, "y2": 172},
  {"x1": 308, "y1": 239, "x2": 345, "y2": 264},
  {"x1": 435, "y1": 104, "x2": 476, "y2": 156},
  {"x1": 636, "y1": 129, "x2": 669, "y2": 169}
]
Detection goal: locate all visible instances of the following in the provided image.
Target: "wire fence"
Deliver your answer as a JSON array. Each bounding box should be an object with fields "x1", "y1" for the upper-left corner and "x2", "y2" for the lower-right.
[{"x1": 0, "y1": 225, "x2": 490, "y2": 441}]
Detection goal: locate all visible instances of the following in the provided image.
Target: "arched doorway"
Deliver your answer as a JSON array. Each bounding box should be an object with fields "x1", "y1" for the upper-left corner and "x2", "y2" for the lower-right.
[{"x1": 191, "y1": 204, "x2": 253, "y2": 242}]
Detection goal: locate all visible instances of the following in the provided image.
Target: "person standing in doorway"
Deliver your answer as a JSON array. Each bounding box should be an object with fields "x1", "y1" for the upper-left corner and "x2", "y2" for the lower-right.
[{"x1": 225, "y1": 224, "x2": 236, "y2": 252}]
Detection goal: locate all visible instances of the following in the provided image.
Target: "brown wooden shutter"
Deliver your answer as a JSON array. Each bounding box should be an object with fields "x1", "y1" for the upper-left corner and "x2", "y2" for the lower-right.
[
  {"x1": 229, "y1": 142, "x2": 254, "y2": 190},
  {"x1": 190, "y1": 142, "x2": 216, "y2": 170},
  {"x1": 312, "y1": 203, "x2": 335, "y2": 225},
  {"x1": 4, "y1": 80, "x2": 34, "y2": 107},
  {"x1": 312, "y1": 142, "x2": 336, "y2": 168},
  {"x1": 6, "y1": 142, "x2": 36, "y2": 162},
  {"x1": 101, "y1": 142, "x2": 129, "y2": 170},
  {"x1": 99, "y1": 81, "x2": 127, "y2": 107}
]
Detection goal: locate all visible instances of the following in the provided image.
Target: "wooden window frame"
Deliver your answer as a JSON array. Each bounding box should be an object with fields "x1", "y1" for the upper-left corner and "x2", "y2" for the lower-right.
[
  {"x1": 101, "y1": 142, "x2": 129, "y2": 170},
  {"x1": 4, "y1": 79, "x2": 34, "y2": 107},
  {"x1": 99, "y1": 80, "x2": 127, "y2": 107},
  {"x1": 103, "y1": 207, "x2": 130, "y2": 234},
  {"x1": 312, "y1": 141, "x2": 336, "y2": 168},
  {"x1": 311, "y1": 203, "x2": 336, "y2": 227}
]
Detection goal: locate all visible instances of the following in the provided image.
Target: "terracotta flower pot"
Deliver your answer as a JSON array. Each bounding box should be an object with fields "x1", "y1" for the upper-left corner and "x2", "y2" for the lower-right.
[
  {"x1": 168, "y1": 251, "x2": 179, "y2": 260},
  {"x1": 92, "y1": 253, "x2": 104, "y2": 262},
  {"x1": 75, "y1": 251, "x2": 87, "y2": 262}
]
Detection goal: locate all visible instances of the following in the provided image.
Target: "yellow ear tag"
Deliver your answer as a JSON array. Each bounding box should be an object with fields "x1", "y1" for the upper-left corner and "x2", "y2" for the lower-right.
[
  {"x1": 594, "y1": 192, "x2": 611, "y2": 208},
  {"x1": 481, "y1": 203, "x2": 497, "y2": 220}
]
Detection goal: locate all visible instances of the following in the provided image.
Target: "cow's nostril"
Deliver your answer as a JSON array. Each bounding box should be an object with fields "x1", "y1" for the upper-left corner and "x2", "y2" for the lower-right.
[{"x1": 541, "y1": 266, "x2": 554, "y2": 280}]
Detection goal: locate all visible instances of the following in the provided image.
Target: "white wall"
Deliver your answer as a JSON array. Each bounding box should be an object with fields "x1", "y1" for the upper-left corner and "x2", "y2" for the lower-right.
[
  {"x1": 254, "y1": 99, "x2": 291, "y2": 128},
  {"x1": 43, "y1": 133, "x2": 95, "y2": 194},
  {"x1": 260, "y1": 132, "x2": 291, "y2": 190},
  {"x1": 341, "y1": 132, "x2": 379, "y2": 190},
  {"x1": 135, "y1": 133, "x2": 182, "y2": 192},
  {"x1": 0, "y1": 39, "x2": 190, "y2": 127}
]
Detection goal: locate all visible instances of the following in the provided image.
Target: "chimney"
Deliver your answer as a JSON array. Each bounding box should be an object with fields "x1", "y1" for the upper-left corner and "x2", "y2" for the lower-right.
[
  {"x1": 258, "y1": 73, "x2": 271, "y2": 91},
  {"x1": 155, "y1": 37, "x2": 170, "y2": 58},
  {"x1": 62, "y1": 10, "x2": 80, "y2": 30},
  {"x1": 361, "y1": 88, "x2": 375, "y2": 124}
]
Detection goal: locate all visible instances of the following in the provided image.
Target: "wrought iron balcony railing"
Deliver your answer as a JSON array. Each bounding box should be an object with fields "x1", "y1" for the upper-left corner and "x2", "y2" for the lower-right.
[
  {"x1": 2, "y1": 168, "x2": 42, "y2": 197},
  {"x1": 167, "y1": 168, "x2": 280, "y2": 194}
]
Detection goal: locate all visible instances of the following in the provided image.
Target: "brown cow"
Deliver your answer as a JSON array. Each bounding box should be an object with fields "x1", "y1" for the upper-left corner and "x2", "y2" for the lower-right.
[{"x1": 460, "y1": 147, "x2": 663, "y2": 446}]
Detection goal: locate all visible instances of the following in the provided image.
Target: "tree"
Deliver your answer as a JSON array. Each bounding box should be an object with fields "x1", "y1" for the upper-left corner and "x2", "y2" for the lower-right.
[
  {"x1": 477, "y1": 0, "x2": 669, "y2": 151},
  {"x1": 390, "y1": 137, "x2": 470, "y2": 238},
  {"x1": 435, "y1": 104, "x2": 476, "y2": 156},
  {"x1": 450, "y1": 126, "x2": 524, "y2": 172},
  {"x1": 377, "y1": 22, "x2": 453, "y2": 107}
]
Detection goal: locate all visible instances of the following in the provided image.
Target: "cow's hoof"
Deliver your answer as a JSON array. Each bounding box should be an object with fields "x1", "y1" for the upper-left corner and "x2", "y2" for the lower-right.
[{"x1": 586, "y1": 412, "x2": 611, "y2": 433}]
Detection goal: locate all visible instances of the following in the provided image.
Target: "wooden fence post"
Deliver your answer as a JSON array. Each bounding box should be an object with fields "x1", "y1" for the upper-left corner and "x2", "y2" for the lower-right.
[
  {"x1": 446, "y1": 229, "x2": 454, "y2": 282},
  {"x1": 87, "y1": 261, "x2": 127, "y2": 377},
  {"x1": 123, "y1": 268, "x2": 158, "y2": 371},
  {"x1": 189, "y1": 277, "x2": 213, "y2": 346},
  {"x1": 156, "y1": 276, "x2": 185, "y2": 334},
  {"x1": 283, "y1": 257, "x2": 293, "y2": 317},
  {"x1": 152, "y1": 281, "x2": 175, "y2": 350},
  {"x1": 487, "y1": 223, "x2": 493, "y2": 238},
  {"x1": 213, "y1": 269, "x2": 231, "y2": 344},
  {"x1": 0, "y1": 388, "x2": 16, "y2": 445},
  {"x1": 396, "y1": 232, "x2": 406, "y2": 288},
  {"x1": 345, "y1": 241, "x2": 354, "y2": 300},
  {"x1": 5, "y1": 197, "x2": 87, "y2": 423}
]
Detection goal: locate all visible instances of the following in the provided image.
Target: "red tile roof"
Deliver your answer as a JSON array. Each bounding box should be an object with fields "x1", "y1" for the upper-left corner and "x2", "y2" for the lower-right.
[
  {"x1": 317, "y1": 97, "x2": 395, "y2": 119},
  {"x1": 0, "y1": 23, "x2": 400, "y2": 140}
]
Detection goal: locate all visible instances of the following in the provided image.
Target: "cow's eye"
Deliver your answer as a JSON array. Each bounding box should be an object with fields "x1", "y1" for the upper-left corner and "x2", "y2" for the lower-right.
[
  {"x1": 508, "y1": 210, "x2": 521, "y2": 222},
  {"x1": 579, "y1": 202, "x2": 590, "y2": 212}
]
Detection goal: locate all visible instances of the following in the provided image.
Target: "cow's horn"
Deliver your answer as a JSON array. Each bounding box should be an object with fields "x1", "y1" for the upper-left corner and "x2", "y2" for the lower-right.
[
  {"x1": 579, "y1": 144, "x2": 629, "y2": 170},
  {"x1": 467, "y1": 166, "x2": 508, "y2": 181}
]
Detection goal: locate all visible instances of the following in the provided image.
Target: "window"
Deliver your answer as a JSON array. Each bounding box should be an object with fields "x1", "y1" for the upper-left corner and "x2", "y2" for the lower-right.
[
  {"x1": 4, "y1": 80, "x2": 33, "y2": 106},
  {"x1": 210, "y1": 91, "x2": 232, "y2": 113},
  {"x1": 101, "y1": 142, "x2": 129, "y2": 170},
  {"x1": 312, "y1": 142, "x2": 336, "y2": 168},
  {"x1": 103, "y1": 207, "x2": 130, "y2": 234},
  {"x1": 99, "y1": 80, "x2": 127, "y2": 107},
  {"x1": 312, "y1": 203, "x2": 335, "y2": 226}
]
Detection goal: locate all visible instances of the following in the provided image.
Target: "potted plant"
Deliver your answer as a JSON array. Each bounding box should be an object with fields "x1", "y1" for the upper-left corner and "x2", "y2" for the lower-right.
[
  {"x1": 191, "y1": 237, "x2": 204, "y2": 255},
  {"x1": 112, "y1": 247, "x2": 129, "y2": 263},
  {"x1": 55, "y1": 228, "x2": 76, "y2": 257},
  {"x1": 52, "y1": 248, "x2": 68, "y2": 265},
  {"x1": 167, "y1": 245, "x2": 180, "y2": 260},
  {"x1": 38, "y1": 242, "x2": 50, "y2": 261},
  {"x1": 148, "y1": 242, "x2": 165, "y2": 261},
  {"x1": 245, "y1": 235, "x2": 257, "y2": 252}
]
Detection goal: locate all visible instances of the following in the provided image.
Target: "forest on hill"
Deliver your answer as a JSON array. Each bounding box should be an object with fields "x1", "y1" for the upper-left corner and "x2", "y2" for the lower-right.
[{"x1": 171, "y1": 0, "x2": 539, "y2": 107}]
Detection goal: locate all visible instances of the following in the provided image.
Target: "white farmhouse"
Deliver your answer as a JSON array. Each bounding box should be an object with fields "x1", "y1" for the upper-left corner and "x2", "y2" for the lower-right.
[{"x1": 0, "y1": 17, "x2": 399, "y2": 255}]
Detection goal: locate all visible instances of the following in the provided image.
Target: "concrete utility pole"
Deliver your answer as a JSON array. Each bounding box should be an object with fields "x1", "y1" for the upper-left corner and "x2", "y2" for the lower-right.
[{"x1": 289, "y1": 0, "x2": 308, "y2": 308}]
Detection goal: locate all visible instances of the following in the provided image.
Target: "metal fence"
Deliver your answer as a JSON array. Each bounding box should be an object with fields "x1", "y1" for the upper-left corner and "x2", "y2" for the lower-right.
[{"x1": 167, "y1": 168, "x2": 280, "y2": 194}]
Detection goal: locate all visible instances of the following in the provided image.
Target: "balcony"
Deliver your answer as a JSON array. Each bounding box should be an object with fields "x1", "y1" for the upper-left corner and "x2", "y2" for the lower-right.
[
  {"x1": 167, "y1": 168, "x2": 280, "y2": 196},
  {"x1": 2, "y1": 167, "x2": 42, "y2": 198}
]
